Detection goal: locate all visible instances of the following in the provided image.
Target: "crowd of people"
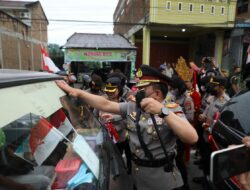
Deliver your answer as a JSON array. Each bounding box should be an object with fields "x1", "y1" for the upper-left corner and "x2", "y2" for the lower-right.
[
  {"x1": 55, "y1": 56, "x2": 250, "y2": 190},
  {"x1": 57, "y1": 65, "x2": 198, "y2": 190},
  {"x1": 1, "y1": 55, "x2": 249, "y2": 190}
]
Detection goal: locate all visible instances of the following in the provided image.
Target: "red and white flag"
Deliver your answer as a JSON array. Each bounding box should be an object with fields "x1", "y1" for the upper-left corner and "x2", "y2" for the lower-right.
[
  {"x1": 29, "y1": 117, "x2": 63, "y2": 166},
  {"x1": 40, "y1": 45, "x2": 60, "y2": 73},
  {"x1": 50, "y1": 108, "x2": 73, "y2": 136}
]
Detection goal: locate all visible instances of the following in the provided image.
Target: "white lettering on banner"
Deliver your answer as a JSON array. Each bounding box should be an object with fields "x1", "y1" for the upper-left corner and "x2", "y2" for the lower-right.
[{"x1": 84, "y1": 52, "x2": 112, "y2": 57}]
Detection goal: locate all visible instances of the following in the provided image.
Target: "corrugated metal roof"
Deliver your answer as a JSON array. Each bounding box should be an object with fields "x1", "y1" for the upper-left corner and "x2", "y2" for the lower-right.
[
  {"x1": 63, "y1": 33, "x2": 136, "y2": 50},
  {"x1": 0, "y1": 1, "x2": 37, "y2": 8}
]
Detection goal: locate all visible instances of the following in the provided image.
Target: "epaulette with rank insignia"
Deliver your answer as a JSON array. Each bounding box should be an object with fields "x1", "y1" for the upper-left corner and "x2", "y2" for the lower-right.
[
  {"x1": 219, "y1": 96, "x2": 225, "y2": 101},
  {"x1": 166, "y1": 102, "x2": 184, "y2": 115},
  {"x1": 166, "y1": 102, "x2": 179, "y2": 109}
]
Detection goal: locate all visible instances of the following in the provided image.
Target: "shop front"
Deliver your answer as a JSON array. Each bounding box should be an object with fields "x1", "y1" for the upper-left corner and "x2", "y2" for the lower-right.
[
  {"x1": 65, "y1": 49, "x2": 136, "y2": 82},
  {"x1": 63, "y1": 33, "x2": 137, "y2": 82}
]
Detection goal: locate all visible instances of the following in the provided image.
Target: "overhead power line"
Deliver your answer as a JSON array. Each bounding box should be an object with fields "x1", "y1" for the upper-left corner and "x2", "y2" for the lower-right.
[
  {"x1": 0, "y1": 16, "x2": 233, "y2": 26},
  {"x1": 0, "y1": 16, "x2": 146, "y2": 26}
]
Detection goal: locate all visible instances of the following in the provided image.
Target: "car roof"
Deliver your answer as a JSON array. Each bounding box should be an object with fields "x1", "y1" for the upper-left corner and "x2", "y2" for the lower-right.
[
  {"x1": 0, "y1": 69, "x2": 65, "y2": 128},
  {"x1": 0, "y1": 69, "x2": 63, "y2": 89}
]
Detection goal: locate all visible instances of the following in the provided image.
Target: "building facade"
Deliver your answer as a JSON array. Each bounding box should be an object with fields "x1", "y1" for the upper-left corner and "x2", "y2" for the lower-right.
[
  {"x1": 0, "y1": 1, "x2": 48, "y2": 70},
  {"x1": 113, "y1": 0, "x2": 237, "y2": 69},
  {"x1": 223, "y1": 0, "x2": 250, "y2": 71},
  {"x1": 63, "y1": 33, "x2": 136, "y2": 80}
]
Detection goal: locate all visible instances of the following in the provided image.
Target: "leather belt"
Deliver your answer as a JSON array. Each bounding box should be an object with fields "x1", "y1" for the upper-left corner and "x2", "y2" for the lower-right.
[{"x1": 132, "y1": 153, "x2": 175, "y2": 168}]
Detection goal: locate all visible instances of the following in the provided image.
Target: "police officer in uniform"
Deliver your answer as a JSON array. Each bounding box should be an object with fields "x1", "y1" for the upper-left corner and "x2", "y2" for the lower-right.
[
  {"x1": 199, "y1": 76, "x2": 230, "y2": 126},
  {"x1": 56, "y1": 64, "x2": 198, "y2": 190},
  {"x1": 171, "y1": 76, "x2": 194, "y2": 123},
  {"x1": 100, "y1": 73, "x2": 132, "y2": 174},
  {"x1": 170, "y1": 76, "x2": 194, "y2": 189},
  {"x1": 195, "y1": 75, "x2": 230, "y2": 182},
  {"x1": 86, "y1": 73, "x2": 103, "y2": 96}
]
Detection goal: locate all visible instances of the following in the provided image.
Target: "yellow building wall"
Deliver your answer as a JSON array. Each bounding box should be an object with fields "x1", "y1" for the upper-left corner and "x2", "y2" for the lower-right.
[{"x1": 150, "y1": 0, "x2": 237, "y2": 27}]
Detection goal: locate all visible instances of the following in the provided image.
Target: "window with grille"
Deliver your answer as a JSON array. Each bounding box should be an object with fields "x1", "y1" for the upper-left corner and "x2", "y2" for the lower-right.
[
  {"x1": 189, "y1": 4, "x2": 193, "y2": 12},
  {"x1": 166, "y1": 1, "x2": 171, "y2": 10},
  {"x1": 211, "y1": 6, "x2": 215, "y2": 14},
  {"x1": 200, "y1": 4, "x2": 204, "y2": 13},
  {"x1": 178, "y1": 2, "x2": 182, "y2": 11}
]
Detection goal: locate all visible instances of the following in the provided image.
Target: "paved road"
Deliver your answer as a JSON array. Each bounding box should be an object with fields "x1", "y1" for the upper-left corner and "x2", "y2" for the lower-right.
[{"x1": 188, "y1": 149, "x2": 212, "y2": 190}]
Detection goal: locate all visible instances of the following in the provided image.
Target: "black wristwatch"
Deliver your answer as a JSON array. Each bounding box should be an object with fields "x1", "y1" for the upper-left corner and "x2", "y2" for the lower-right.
[{"x1": 159, "y1": 107, "x2": 170, "y2": 118}]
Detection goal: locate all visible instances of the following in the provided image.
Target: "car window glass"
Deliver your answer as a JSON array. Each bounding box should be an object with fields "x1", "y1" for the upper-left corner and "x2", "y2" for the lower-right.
[{"x1": 220, "y1": 91, "x2": 250, "y2": 135}]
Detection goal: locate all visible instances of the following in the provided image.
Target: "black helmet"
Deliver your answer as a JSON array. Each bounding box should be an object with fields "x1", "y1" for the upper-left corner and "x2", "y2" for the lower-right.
[{"x1": 212, "y1": 90, "x2": 250, "y2": 149}]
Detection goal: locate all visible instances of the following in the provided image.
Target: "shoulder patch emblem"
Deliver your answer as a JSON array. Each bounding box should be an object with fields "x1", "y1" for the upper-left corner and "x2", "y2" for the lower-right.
[{"x1": 184, "y1": 101, "x2": 192, "y2": 111}]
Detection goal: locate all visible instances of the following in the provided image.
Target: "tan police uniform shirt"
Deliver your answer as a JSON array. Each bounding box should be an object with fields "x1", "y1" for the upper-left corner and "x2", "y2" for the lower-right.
[
  {"x1": 119, "y1": 101, "x2": 185, "y2": 190},
  {"x1": 203, "y1": 92, "x2": 230, "y2": 125}
]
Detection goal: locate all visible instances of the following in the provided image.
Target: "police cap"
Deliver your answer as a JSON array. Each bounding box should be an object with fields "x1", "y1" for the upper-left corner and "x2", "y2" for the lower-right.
[
  {"x1": 104, "y1": 76, "x2": 121, "y2": 93},
  {"x1": 136, "y1": 64, "x2": 172, "y2": 87},
  {"x1": 107, "y1": 72, "x2": 127, "y2": 87}
]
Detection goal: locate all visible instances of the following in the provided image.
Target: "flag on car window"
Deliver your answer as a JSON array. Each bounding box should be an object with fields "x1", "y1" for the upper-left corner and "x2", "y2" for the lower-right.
[
  {"x1": 40, "y1": 45, "x2": 60, "y2": 73},
  {"x1": 29, "y1": 117, "x2": 63, "y2": 165},
  {"x1": 50, "y1": 108, "x2": 73, "y2": 136}
]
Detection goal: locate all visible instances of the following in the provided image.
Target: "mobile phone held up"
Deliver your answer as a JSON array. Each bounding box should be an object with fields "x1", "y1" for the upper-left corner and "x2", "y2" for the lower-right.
[
  {"x1": 210, "y1": 144, "x2": 250, "y2": 184},
  {"x1": 135, "y1": 90, "x2": 145, "y2": 108}
]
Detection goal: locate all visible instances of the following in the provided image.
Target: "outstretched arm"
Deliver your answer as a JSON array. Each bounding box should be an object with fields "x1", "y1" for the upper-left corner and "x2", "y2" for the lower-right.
[{"x1": 56, "y1": 80, "x2": 120, "y2": 114}]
